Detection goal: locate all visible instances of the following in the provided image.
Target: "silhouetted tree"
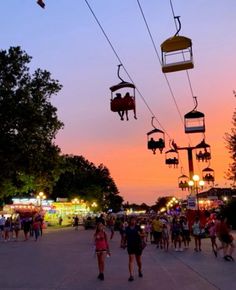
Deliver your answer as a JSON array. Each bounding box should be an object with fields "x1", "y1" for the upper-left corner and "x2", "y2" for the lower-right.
[
  {"x1": 52, "y1": 155, "x2": 123, "y2": 211},
  {"x1": 151, "y1": 196, "x2": 173, "y2": 212},
  {"x1": 0, "y1": 46, "x2": 63, "y2": 200},
  {"x1": 225, "y1": 96, "x2": 236, "y2": 185}
]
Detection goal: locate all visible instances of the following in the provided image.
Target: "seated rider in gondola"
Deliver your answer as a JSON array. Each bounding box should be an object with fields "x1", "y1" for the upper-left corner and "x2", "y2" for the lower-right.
[
  {"x1": 123, "y1": 92, "x2": 137, "y2": 121},
  {"x1": 113, "y1": 93, "x2": 125, "y2": 120}
]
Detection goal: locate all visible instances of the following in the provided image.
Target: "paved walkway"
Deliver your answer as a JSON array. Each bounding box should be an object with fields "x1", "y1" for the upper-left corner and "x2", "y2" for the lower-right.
[{"x1": 0, "y1": 228, "x2": 235, "y2": 290}]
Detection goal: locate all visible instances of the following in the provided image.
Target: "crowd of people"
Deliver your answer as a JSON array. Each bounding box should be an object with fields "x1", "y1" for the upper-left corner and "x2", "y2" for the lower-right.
[
  {"x1": 93, "y1": 212, "x2": 235, "y2": 282},
  {"x1": 0, "y1": 213, "x2": 44, "y2": 242},
  {"x1": 1, "y1": 210, "x2": 234, "y2": 282}
]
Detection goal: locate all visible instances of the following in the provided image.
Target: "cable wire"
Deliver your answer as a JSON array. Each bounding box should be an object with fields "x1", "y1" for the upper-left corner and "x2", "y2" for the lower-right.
[
  {"x1": 137, "y1": 0, "x2": 185, "y2": 126},
  {"x1": 170, "y1": 0, "x2": 195, "y2": 102},
  {"x1": 84, "y1": 0, "x2": 187, "y2": 173},
  {"x1": 137, "y1": 0, "x2": 201, "y2": 173},
  {"x1": 84, "y1": 0, "x2": 171, "y2": 138}
]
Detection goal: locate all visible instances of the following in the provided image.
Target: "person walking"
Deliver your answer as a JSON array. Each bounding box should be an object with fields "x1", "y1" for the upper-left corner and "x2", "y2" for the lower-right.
[
  {"x1": 162, "y1": 223, "x2": 170, "y2": 252},
  {"x1": 107, "y1": 215, "x2": 115, "y2": 240},
  {"x1": 0, "y1": 215, "x2": 6, "y2": 239},
  {"x1": 4, "y1": 217, "x2": 11, "y2": 242},
  {"x1": 216, "y1": 216, "x2": 234, "y2": 261},
  {"x1": 208, "y1": 221, "x2": 218, "y2": 257},
  {"x1": 152, "y1": 216, "x2": 163, "y2": 248},
  {"x1": 145, "y1": 220, "x2": 152, "y2": 243},
  {"x1": 171, "y1": 217, "x2": 183, "y2": 252},
  {"x1": 13, "y1": 216, "x2": 21, "y2": 241},
  {"x1": 94, "y1": 222, "x2": 110, "y2": 281},
  {"x1": 192, "y1": 216, "x2": 202, "y2": 252},
  {"x1": 124, "y1": 216, "x2": 145, "y2": 282},
  {"x1": 182, "y1": 217, "x2": 190, "y2": 249},
  {"x1": 33, "y1": 217, "x2": 40, "y2": 241},
  {"x1": 73, "y1": 216, "x2": 79, "y2": 230},
  {"x1": 23, "y1": 217, "x2": 31, "y2": 241}
]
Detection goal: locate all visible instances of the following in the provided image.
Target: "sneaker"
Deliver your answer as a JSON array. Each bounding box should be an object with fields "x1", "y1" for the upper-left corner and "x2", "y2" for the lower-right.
[
  {"x1": 226, "y1": 255, "x2": 234, "y2": 261},
  {"x1": 97, "y1": 273, "x2": 104, "y2": 280},
  {"x1": 175, "y1": 248, "x2": 179, "y2": 252},
  {"x1": 128, "y1": 276, "x2": 134, "y2": 282},
  {"x1": 224, "y1": 256, "x2": 231, "y2": 262},
  {"x1": 139, "y1": 271, "x2": 143, "y2": 278},
  {"x1": 179, "y1": 248, "x2": 183, "y2": 252}
]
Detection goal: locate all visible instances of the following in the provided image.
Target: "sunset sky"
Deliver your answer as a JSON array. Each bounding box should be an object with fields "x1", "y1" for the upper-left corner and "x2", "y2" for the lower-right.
[{"x1": 2, "y1": 1, "x2": 235, "y2": 204}]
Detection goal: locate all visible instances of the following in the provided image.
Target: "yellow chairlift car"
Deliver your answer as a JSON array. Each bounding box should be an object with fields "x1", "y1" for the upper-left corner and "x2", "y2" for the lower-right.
[{"x1": 161, "y1": 16, "x2": 193, "y2": 73}]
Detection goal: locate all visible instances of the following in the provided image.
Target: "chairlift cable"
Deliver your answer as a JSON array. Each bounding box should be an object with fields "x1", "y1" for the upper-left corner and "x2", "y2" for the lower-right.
[
  {"x1": 137, "y1": 0, "x2": 185, "y2": 127},
  {"x1": 136, "y1": 0, "x2": 195, "y2": 151},
  {"x1": 84, "y1": 0, "x2": 170, "y2": 138},
  {"x1": 85, "y1": 0, "x2": 188, "y2": 174},
  {"x1": 169, "y1": 0, "x2": 196, "y2": 103},
  {"x1": 137, "y1": 0, "x2": 203, "y2": 175}
]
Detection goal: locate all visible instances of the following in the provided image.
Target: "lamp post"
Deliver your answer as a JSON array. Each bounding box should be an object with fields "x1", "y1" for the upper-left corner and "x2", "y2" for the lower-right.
[
  {"x1": 37, "y1": 191, "x2": 46, "y2": 207},
  {"x1": 188, "y1": 175, "x2": 204, "y2": 212},
  {"x1": 91, "y1": 201, "x2": 98, "y2": 212}
]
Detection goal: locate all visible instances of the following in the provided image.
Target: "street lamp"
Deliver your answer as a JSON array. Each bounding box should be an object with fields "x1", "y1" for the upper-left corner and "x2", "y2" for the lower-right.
[
  {"x1": 72, "y1": 198, "x2": 80, "y2": 204},
  {"x1": 37, "y1": 191, "x2": 46, "y2": 207},
  {"x1": 188, "y1": 175, "x2": 204, "y2": 212},
  {"x1": 91, "y1": 201, "x2": 98, "y2": 209}
]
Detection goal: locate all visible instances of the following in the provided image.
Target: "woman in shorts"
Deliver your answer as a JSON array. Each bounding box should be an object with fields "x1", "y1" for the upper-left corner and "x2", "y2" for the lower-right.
[
  {"x1": 124, "y1": 216, "x2": 145, "y2": 281},
  {"x1": 94, "y1": 222, "x2": 110, "y2": 280}
]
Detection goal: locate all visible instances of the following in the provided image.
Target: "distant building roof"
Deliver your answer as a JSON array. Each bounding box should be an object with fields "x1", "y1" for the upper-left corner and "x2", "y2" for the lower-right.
[{"x1": 198, "y1": 187, "x2": 236, "y2": 198}]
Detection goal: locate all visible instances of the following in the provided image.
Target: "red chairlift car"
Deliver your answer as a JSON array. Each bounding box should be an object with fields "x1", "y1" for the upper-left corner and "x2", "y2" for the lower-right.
[{"x1": 110, "y1": 65, "x2": 137, "y2": 121}]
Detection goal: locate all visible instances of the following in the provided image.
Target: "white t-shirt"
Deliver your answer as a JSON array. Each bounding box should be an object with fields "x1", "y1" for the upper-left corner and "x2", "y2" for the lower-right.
[{"x1": 0, "y1": 217, "x2": 6, "y2": 226}]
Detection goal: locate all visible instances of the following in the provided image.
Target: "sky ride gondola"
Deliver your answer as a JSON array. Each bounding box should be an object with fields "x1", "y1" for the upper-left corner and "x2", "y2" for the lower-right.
[
  {"x1": 165, "y1": 148, "x2": 179, "y2": 168},
  {"x1": 161, "y1": 16, "x2": 193, "y2": 73},
  {"x1": 202, "y1": 167, "x2": 215, "y2": 184},
  {"x1": 195, "y1": 139, "x2": 211, "y2": 162},
  {"x1": 178, "y1": 174, "x2": 189, "y2": 191},
  {"x1": 147, "y1": 117, "x2": 165, "y2": 154},
  {"x1": 110, "y1": 65, "x2": 137, "y2": 121},
  {"x1": 184, "y1": 97, "x2": 205, "y2": 134}
]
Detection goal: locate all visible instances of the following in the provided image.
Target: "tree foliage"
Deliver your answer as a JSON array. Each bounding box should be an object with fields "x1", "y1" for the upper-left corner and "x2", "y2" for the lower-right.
[
  {"x1": 52, "y1": 155, "x2": 123, "y2": 212},
  {"x1": 151, "y1": 196, "x2": 173, "y2": 212},
  {"x1": 0, "y1": 46, "x2": 63, "y2": 199},
  {"x1": 225, "y1": 104, "x2": 236, "y2": 184},
  {"x1": 0, "y1": 46, "x2": 123, "y2": 212}
]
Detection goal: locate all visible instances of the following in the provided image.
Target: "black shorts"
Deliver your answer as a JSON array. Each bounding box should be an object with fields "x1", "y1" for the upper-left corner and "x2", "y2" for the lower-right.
[
  {"x1": 153, "y1": 231, "x2": 162, "y2": 240},
  {"x1": 220, "y1": 234, "x2": 233, "y2": 245},
  {"x1": 127, "y1": 246, "x2": 142, "y2": 256}
]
